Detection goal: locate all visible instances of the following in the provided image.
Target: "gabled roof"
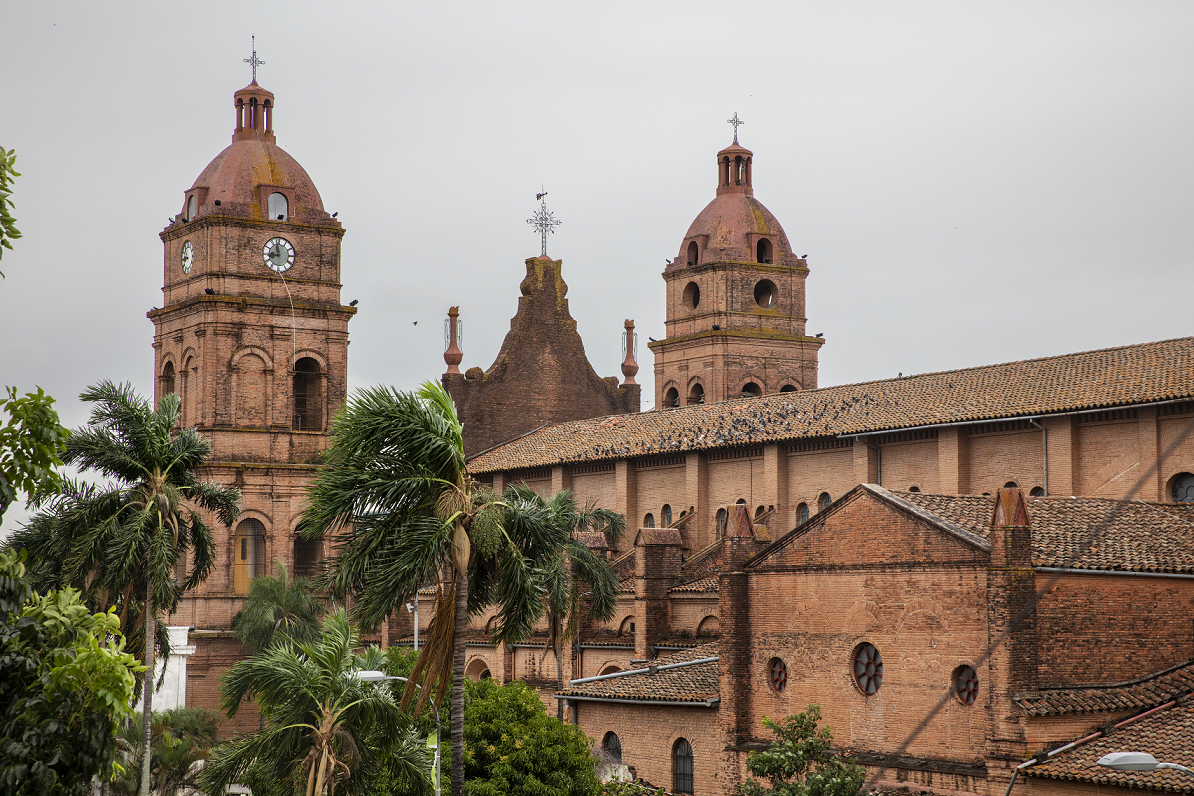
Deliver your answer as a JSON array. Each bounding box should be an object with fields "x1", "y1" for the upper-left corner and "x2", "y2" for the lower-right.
[
  {"x1": 470, "y1": 336, "x2": 1194, "y2": 472},
  {"x1": 558, "y1": 643, "x2": 719, "y2": 704},
  {"x1": 1016, "y1": 659, "x2": 1194, "y2": 717},
  {"x1": 1026, "y1": 699, "x2": 1194, "y2": 792}
]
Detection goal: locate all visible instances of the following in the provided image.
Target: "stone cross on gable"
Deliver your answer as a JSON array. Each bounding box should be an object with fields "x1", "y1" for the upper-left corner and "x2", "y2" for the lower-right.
[
  {"x1": 244, "y1": 36, "x2": 265, "y2": 83},
  {"x1": 527, "y1": 189, "x2": 562, "y2": 257},
  {"x1": 727, "y1": 112, "x2": 744, "y2": 144}
]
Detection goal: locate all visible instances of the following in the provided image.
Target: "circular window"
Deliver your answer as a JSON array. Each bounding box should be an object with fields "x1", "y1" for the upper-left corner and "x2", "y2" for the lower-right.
[
  {"x1": 769, "y1": 658, "x2": 788, "y2": 692},
  {"x1": 754, "y1": 279, "x2": 778, "y2": 309},
  {"x1": 853, "y1": 643, "x2": 883, "y2": 696},
  {"x1": 683, "y1": 281, "x2": 701, "y2": 310},
  {"x1": 1173, "y1": 473, "x2": 1194, "y2": 503},
  {"x1": 954, "y1": 665, "x2": 978, "y2": 705}
]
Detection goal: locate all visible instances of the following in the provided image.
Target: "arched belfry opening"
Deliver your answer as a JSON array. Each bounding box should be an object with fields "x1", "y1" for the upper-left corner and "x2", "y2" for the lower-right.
[
  {"x1": 293, "y1": 358, "x2": 322, "y2": 431},
  {"x1": 757, "y1": 238, "x2": 772, "y2": 264}
]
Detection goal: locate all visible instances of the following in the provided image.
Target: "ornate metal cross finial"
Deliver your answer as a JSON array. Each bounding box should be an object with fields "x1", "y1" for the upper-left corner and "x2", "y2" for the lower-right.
[
  {"x1": 244, "y1": 36, "x2": 265, "y2": 83},
  {"x1": 727, "y1": 112, "x2": 744, "y2": 144},
  {"x1": 526, "y1": 188, "x2": 561, "y2": 257}
]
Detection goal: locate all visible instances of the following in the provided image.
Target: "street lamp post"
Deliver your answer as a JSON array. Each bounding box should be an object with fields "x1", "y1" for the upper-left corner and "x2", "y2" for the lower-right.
[
  {"x1": 1098, "y1": 752, "x2": 1194, "y2": 777},
  {"x1": 359, "y1": 670, "x2": 441, "y2": 796}
]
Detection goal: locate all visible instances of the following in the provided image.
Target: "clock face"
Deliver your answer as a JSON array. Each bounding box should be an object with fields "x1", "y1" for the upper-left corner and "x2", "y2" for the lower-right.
[
  {"x1": 263, "y1": 237, "x2": 296, "y2": 273},
  {"x1": 181, "y1": 241, "x2": 194, "y2": 274}
]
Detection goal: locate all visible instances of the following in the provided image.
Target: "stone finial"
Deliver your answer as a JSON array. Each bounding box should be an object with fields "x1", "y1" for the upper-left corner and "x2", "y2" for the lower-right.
[
  {"x1": 444, "y1": 306, "x2": 463, "y2": 375},
  {"x1": 621, "y1": 319, "x2": 639, "y2": 386}
]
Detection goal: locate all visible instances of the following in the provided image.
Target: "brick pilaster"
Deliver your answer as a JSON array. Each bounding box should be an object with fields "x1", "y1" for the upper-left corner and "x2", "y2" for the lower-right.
[
  {"x1": 634, "y1": 528, "x2": 682, "y2": 660},
  {"x1": 686, "y1": 452, "x2": 708, "y2": 549},
  {"x1": 763, "y1": 443, "x2": 788, "y2": 534},
  {"x1": 938, "y1": 426, "x2": 969, "y2": 494}
]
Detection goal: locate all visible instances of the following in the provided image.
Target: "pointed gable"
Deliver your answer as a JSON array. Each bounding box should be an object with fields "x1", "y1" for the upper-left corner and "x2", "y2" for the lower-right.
[{"x1": 750, "y1": 484, "x2": 990, "y2": 570}]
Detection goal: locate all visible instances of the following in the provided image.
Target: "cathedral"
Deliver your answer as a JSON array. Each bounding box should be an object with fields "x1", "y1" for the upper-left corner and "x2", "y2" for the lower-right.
[{"x1": 156, "y1": 77, "x2": 1194, "y2": 796}]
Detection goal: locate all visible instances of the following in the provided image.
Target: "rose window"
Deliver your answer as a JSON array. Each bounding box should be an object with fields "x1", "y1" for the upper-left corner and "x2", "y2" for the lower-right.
[
  {"x1": 769, "y1": 658, "x2": 788, "y2": 692},
  {"x1": 853, "y1": 643, "x2": 883, "y2": 695},
  {"x1": 955, "y1": 665, "x2": 978, "y2": 705}
]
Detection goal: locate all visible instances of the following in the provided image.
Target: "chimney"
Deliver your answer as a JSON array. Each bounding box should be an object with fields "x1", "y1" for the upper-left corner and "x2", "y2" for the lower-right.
[{"x1": 634, "y1": 527, "x2": 682, "y2": 660}]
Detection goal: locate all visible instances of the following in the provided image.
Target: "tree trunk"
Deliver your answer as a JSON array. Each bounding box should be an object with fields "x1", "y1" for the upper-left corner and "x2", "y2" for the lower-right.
[
  {"x1": 556, "y1": 635, "x2": 565, "y2": 721},
  {"x1": 140, "y1": 596, "x2": 155, "y2": 796},
  {"x1": 451, "y1": 563, "x2": 468, "y2": 796}
]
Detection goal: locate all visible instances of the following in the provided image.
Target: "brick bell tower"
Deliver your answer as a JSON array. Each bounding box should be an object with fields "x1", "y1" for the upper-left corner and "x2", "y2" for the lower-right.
[
  {"x1": 151, "y1": 76, "x2": 353, "y2": 641},
  {"x1": 648, "y1": 122, "x2": 824, "y2": 408}
]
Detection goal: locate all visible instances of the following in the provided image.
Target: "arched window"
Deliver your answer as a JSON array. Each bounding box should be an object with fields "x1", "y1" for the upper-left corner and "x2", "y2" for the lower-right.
[
  {"x1": 480, "y1": 669, "x2": 492, "y2": 679},
  {"x1": 665, "y1": 387, "x2": 680, "y2": 408},
  {"x1": 780, "y1": 384, "x2": 797, "y2": 393},
  {"x1": 715, "y1": 508, "x2": 728, "y2": 537},
  {"x1": 662, "y1": 504, "x2": 673, "y2": 526},
  {"x1": 644, "y1": 513, "x2": 655, "y2": 528},
  {"x1": 686, "y1": 241, "x2": 699, "y2": 266},
  {"x1": 603, "y1": 732, "x2": 623, "y2": 765},
  {"x1": 1173, "y1": 473, "x2": 1194, "y2": 503},
  {"x1": 619, "y1": 616, "x2": 635, "y2": 636},
  {"x1": 187, "y1": 195, "x2": 197, "y2": 221},
  {"x1": 797, "y1": 503, "x2": 809, "y2": 524},
  {"x1": 294, "y1": 536, "x2": 322, "y2": 578},
  {"x1": 1004, "y1": 481, "x2": 1019, "y2": 489},
  {"x1": 268, "y1": 192, "x2": 289, "y2": 222},
  {"x1": 600, "y1": 664, "x2": 622, "y2": 676},
  {"x1": 233, "y1": 518, "x2": 266, "y2": 594},
  {"x1": 908, "y1": 486, "x2": 921, "y2": 493},
  {"x1": 673, "y1": 738, "x2": 694, "y2": 794},
  {"x1": 741, "y1": 382, "x2": 762, "y2": 398},
  {"x1": 755, "y1": 505, "x2": 766, "y2": 520},
  {"x1": 818, "y1": 492, "x2": 832, "y2": 511},
  {"x1": 162, "y1": 362, "x2": 176, "y2": 397},
  {"x1": 293, "y1": 358, "x2": 322, "y2": 431},
  {"x1": 756, "y1": 238, "x2": 772, "y2": 264},
  {"x1": 687, "y1": 383, "x2": 704, "y2": 406},
  {"x1": 1029, "y1": 486, "x2": 1045, "y2": 497}
]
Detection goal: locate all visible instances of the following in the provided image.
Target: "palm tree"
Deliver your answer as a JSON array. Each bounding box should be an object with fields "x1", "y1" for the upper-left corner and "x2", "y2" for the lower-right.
[
  {"x1": 233, "y1": 561, "x2": 325, "y2": 655},
  {"x1": 297, "y1": 382, "x2": 561, "y2": 796},
  {"x1": 504, "y1": 484, "x2": 626, "y2": 720},
  {"x1": 7, "y1": 381, "x2": 239, "y2": 796},
  {"x1": 199, "y1": 609, "x2": 432, "y2": 796}
]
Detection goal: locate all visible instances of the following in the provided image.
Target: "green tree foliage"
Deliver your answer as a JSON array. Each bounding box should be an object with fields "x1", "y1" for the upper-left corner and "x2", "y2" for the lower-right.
[
  {"x1": 503, "y1": 484, "x2": 625, "y2": 719},
  {"x1": 7, "y1": 381, "x2": 240, "y2": 796},
  {"x1": 199, "y1": 609, "x2": 432, "y2": 796},
  {"x1": 298, "y1": 382, "x2": 565, "y2": 796},
  {"x1": 738, "y1": 706, "x2": 865, "y2": 796},
  {"x1": 0, "y1": 146, "x2": 20, "y2": 274},
  {"x1": 110, "y1": 707, "x2": 221, "y2": 796},
  {"x1": 0, "y1": 548, "x2": 145, "y2": 795},
  {"x1": 233, "y1": 561, "x2": 325, "y2": 655},
  {"x1": 462, "y1": 677, "x2": 599, "y2": 796},
  {"x1": 0, "y1": 386, "x2": 69, "y2": 520}
]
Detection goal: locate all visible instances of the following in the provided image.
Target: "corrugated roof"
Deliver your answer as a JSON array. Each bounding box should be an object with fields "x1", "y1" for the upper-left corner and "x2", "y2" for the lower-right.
[
  {"x1": 470, "y1": 337, "x2": 1194, "y2": 472},
  {"x1": 1016, "y1": 660, "x2": 1194, "y2": 717}
]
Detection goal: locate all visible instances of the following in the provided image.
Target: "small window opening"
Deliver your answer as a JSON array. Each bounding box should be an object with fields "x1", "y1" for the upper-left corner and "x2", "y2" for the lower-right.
[
  {"x1": 1029, "y1": 486, "x2": 1045, "y2": 497},
  {"x1": 480, "y1": 669, "x2": 491, "y2": 679},
  {"x1": 755, "y1": 505, "x2": 766, "y2": 519},
  {"x1": 163, "y1": 362, "x2": 176, "y2": 396},
  {"x1": 683, "y1": 281, "x2": 701, "y2": 310},
  {"x1": 715, "y1": 508, "x2": 728, "y2": 537},
  {"x1": 797, "y1": 503, "x2": 809, "y2": 524},
  {"x1": 603, "y1": 732, "x2": 623, "y2": 765},
  {"x1": 741, "y1": 382, "x2": 762, "y2": 398},
  {"x1": 294, "y1": 537, "x2": 322, "y2": 578},
  {"x1": 687, "y1": 383, "x2": 704, "y2": 406},
  {"x1": 665, "y1": 387, "x2": 680, "y2": 408},
  {"x1": 662, "y1": 504, "x2": 672, "y2": 526},
  {"x1": 769, "y1": 658, "x2": 788, "y2": 692},
  {"x1": 736, "y1": 498, "x2": 746, "y2": 505},
  {"x1": 754, "y1": 279, "x2": 778, "y2": 309},
  {"x1": 644, "y1": 513, "x2": 655, "y2": 528},
  {"x1": 268, "y1": 192, "x2": 289, "y2": 222},
  {"x1": 187, "y1": 195, "x2": 197, "y2": 221},
  {"x1": 293, "y1": 358, "x2": 322, "y2": 431},
  {"x1": 619, "y1": 616, "x2": 635, "y2": 636},
  {"x1": 1004, "y1": 481, "x2": 1019, "y2": 489},
  {"x1": 818, "y1": 492, "x2": 832, "y2": 511},
  {"x1": 780, "y1": 384, "x2": 797, "y2": 392},
  {"x1": 674, "y1": 739, "x2": 694, "y2": 794},
  {"x1": 1173, "y1": 473, "x2": 1194, "y2": 503},
  {"x1": 954, "y1": 664, "x2": 978, "y2": 705},
  {"x1": 908, "y1": 485, "x2": 921, "y2": 492},
  {"x1": 686, "y1": 241, "x2": 699, "y2": 266},
  {"x1": 853, "y1": 642, "x2": 883, "y2": 696},
  {"x1": 756, "y1": 239, "x2": 772, "y2": 264}
]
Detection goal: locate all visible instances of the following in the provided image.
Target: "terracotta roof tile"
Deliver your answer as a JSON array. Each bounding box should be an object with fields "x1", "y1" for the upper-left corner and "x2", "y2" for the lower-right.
[
  {"x1": 559, "y1": 642, "x2": 719, "y2": 703},
  {"x1": 1015, "y1": 660, "x2": 1194, "y2": 717},
  {"x1": 669, "y1": 575, "x2": 719, "y2": 593},
  {"x1": 470, "y1": 337, "x2": 1194, "y2": 472},
  {"x1": 893, "y1": 492, "x2": 1194, "y2": 573},
  {"x1": 1026, "y1": 700, "x2": 1194, "y2": 792}
]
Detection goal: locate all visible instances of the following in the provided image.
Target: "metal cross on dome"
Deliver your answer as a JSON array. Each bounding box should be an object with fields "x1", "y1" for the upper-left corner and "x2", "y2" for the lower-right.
[
  {"x1": 244, "y1": 36, "x2": 265, "y2": 83},
  {"x1": 527, "y1": 189, "x2": 562, "y2": 257},
  {"x1": 727, "y1": 112, "x2": 744, "y2": 144}
]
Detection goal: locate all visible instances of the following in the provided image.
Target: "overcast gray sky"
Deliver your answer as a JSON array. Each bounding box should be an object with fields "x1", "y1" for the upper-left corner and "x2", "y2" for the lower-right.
[{"x1": 3, "y1": 1, "x2": 1193, "y2": 534}]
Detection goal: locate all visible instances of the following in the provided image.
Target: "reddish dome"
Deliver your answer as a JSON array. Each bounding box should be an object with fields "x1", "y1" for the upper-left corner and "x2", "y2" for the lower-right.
[
  {"x1": 681, "y1": 192, "x2": 792, "y2": 265},
  {"x1": 187, "y1": 140, "x2": 326, "y2": 219}
]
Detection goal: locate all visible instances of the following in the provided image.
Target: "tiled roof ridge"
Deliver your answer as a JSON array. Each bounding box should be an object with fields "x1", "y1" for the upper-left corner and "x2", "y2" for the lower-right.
[
  {"x1": 1015, "y1": 658, "x2": 1194, "y2": 717},
  {"x1": 558, "y1": 642, "x2": 719, "y2": 703}
]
